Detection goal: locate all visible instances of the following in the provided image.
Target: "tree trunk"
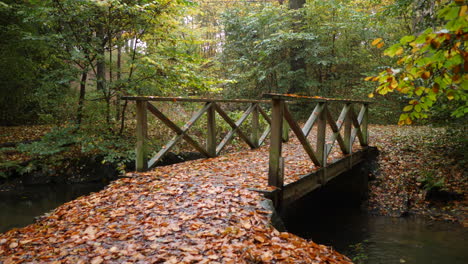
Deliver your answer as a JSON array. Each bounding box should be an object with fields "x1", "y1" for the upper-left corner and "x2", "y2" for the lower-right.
[
  {"x1": 289, "y1": 0, "x2": 305, "y2": 9},
  {"x1": 96, "y1": 23, "x2": 106, "y2": 92},
  {"x1": 77, "y1": 71, "x2": 88, "y2": 126},
  {"x1": 119, "y1": 100, "x2": 128, "y2": 135},
  {"x1": 96, "y1": 24, "x2": 110, "y2": 123},
  {"x1": 116, "y1": 42, "x2": 122, "y2": 121}
]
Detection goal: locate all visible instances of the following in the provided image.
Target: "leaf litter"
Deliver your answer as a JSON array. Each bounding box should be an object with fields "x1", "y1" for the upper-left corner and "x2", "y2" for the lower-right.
[
  {"x1": 0, "y1": 125, "x2": 354, "y2": 263},
  {"x1": 368, "y1": 125, "x2": 467, "y2": 224}
]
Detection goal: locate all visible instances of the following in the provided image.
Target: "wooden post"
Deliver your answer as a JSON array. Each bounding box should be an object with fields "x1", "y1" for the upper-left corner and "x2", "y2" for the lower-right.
[
  {"x1": 316, "y1": 102, "x2": 327, "y2": 167},
  {"x1": 136, "y1": 100, "x2": 148, "y2": 171},
  {"x1": 268, "y1": 98, "x2": 284, "y2": 188},
  {"x1": 207, "y1": 102, "x2": 217, "y2": 157},
  {"x1": 344, "y1": 103, "x2": 352, "y2": 154},
  {"x1": 361, "y1": 104, "x2": 369, "y2": 146},
  {"x1": 251, "y1": 103, "x2": 260, "y2": 148},
  {"x1": 282, "y1": 118, "x2": 289, "y2": 142}
]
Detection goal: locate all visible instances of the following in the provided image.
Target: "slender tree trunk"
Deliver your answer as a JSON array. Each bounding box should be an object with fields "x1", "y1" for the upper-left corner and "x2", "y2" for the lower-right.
[
  {"x1": 289, "y1": 0, "x2": 305, "y2": 9},
  {"x1": 119, "y1": 100, "x2": 128, "y2": 135},
  {"x1": 77, "y1": 71, "x2": 88, "y2": 126},
  {"x1": 96, "y1": 24, "x2": 106, "y2": 92},
  {"x1": 116, "y1": 41, "x2": 122, "y2": 121},
  {"x1": 96, "y1": 23, "x2": 111, "y2": 124}
]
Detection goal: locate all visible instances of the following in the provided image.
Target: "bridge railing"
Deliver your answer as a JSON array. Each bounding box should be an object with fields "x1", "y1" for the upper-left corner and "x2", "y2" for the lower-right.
[
  {"x1": 263, "y1": 93, "x2": 371, "y2": 197},
  {"x1": 122, "y1": 96, "x2": 273, "y2": 171}
]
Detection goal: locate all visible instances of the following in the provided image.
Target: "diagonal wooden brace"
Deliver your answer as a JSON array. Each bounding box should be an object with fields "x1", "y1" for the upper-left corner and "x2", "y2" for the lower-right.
[
  {"x1": 214, "y1": 103, "x2": 256, "y2": 155},
  {"x1": 283, "y1": 104, "x2": 322, "y2": 166},
  {"x1": 146, "y1": 102, "x2": 212, "y2": 169}
]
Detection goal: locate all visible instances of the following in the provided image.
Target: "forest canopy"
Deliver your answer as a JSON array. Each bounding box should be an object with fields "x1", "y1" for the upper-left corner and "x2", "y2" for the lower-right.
[{"x1": 1, "y1": 0, "x2": 465, "y2": 127}]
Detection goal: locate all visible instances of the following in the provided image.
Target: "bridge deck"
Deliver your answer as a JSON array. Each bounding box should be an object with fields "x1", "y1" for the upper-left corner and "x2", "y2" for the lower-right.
[{"x1": 0, "y1": 130, "x2": 360, "y2": 263}]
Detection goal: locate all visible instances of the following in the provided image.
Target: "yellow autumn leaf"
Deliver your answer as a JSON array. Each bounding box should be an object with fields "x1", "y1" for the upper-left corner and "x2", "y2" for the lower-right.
[
  {"x1": 447, "y1": 92, "x2": 454, "y2": 100},
  {"x1": 377, "y1": 42, "x2": 385, "y2": 49},
  {"x1": 405, "y1": 117, "x2": 412, "y2": 125},
  {"x1": 415, "y1": 87, "x2": 424, "y2": 96},
  {"x1": 364, "y1": 76, "x2": 373, "y2": 81},
  {"x1": 368, "y1": 93, "x2": 374, "y2": 98},
  {"x1": 459, "y1": 5, "x2": 467, "y2": 17},
  {"x1": 371, "y1": 38, "x2": 382, "y2": 46},
  {"x1": 403, "y1": 105, "x2": 413, "y2": 112},
  {"x1": 401, "y1": 87, "x2": 410, "y2": 93},
  {"x1": 395, "y1": 47, "x2": 404, "y2": 56}
]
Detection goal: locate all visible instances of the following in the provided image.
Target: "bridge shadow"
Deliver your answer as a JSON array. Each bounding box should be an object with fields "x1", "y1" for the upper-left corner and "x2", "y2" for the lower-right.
[{"x1": 279, "y1": 152, "x2": 379, "y2": 250}]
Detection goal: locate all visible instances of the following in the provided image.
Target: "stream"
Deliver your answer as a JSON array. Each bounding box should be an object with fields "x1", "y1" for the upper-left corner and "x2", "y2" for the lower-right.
[
  {"x1": 0, "y1": 183, "x2": 105, "y2": 234},
  {"x1": 285, "y1": 204, "x2": 468, "y2": 264}
]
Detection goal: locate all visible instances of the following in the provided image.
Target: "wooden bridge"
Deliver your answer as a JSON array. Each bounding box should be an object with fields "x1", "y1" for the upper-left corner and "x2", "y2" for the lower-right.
[{"x1": 123, "y1": 93, "x2": 373, "y2": 209}]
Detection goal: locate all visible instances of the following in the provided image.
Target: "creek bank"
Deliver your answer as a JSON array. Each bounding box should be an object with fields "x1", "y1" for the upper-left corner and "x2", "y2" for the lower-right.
[
  {"x1": 367, "y1": 125, "x2": 466, "y2": 224},
  {"x1": 0, "y1": 151, "x2": 204, "y2": 191}
]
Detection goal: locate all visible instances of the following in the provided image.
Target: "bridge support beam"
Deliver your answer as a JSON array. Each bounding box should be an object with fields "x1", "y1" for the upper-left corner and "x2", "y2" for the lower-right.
[
  {"x1": 136, "y1": 101, "x2": 148, "y2": 172},
  {"x1": 268, "y1": 98, "x2": 285, "y2": 208},
  {"x1": 251, "y1": 104, "x2": 260, "y2": 148},
  {"x1": 264, "y1": 147, "x2": 378, "y2": 208},
  {"x1": 206, "y1": 103, "x2": 217, "y2": 157}
]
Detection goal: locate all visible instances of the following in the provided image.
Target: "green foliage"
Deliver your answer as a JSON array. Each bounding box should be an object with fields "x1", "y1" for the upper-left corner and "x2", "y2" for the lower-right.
[
  {"x1": 14, "y1": 124, "x2": 135, "y2": 173},
  {"x1": 383, "y1": 0, "x2": 445, "y2": 34},
  {"x1": 0, "y1": 1, "x2": 75, "y2": 125},
  {"x1": 0, "y1": 159, "x2": 20, "y2": 179},
  {"x1": 18, "y1": 126, "x2": 78, "y2": 156},
  {"x1": 368, "y1": 2, "x2": 467, "y2": 124},
  {"x1": 218, "y1": 1, "x2": 410, "y2": 123},
  {"x1": 220, "y1": 4, "x2": 306, "y2": 98},
  {"x1": 0, "y1": 0, "x2": 217, "y2": 127},
  {"x1": 417, "y1": 170, "x2": 445, "y2": 191},
  {"x1": 348, "y1": 240, "x2": 369, "y2": 264}
]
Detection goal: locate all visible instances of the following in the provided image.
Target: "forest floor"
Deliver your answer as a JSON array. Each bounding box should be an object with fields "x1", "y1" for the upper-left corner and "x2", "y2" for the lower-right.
[
  {"x1": 0, "y1": 124, "x2": 466, "y2": 263},
  {"x1": 0, "y1": 125, "x2": 53, "y2": 163},
  {"x1": 367, "y1": 125, "x2": 467, "y2": 225}
]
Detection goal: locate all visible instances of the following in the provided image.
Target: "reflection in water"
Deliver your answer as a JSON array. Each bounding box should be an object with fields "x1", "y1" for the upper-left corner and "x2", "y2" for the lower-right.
[
  {"x1": 0, "y1": 183, "x2": 105, "y2": 234},
  {"x1": 286, "y1": 206, "x2": 468, "y2": 264}
]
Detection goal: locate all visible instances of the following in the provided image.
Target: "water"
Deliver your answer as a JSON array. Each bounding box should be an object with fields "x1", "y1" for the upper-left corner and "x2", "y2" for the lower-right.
[
  {"x1": 285, "y1": 205, "x2": 468, "y2": 264},
  {"x1": 0, "y1": 183, "x2": 105, "y2": 234}
]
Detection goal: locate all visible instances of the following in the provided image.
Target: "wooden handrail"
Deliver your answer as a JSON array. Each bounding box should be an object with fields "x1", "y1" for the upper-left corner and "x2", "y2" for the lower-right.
[
  {"x1": 131, "y1": 98, "x2": 272, "y2": 171},
  {"x1": 122, "y1": 96, "x2": 269, "y2": 103},
  {"x1": 265, "y1": 95, "x2": 370, "y2": 208},
  {"x1": 130, "y1": 93, "x2": 370, "y2": 200},
  {"x1": 263, "y1": 93, "x2": 373, "y2": 104}
]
